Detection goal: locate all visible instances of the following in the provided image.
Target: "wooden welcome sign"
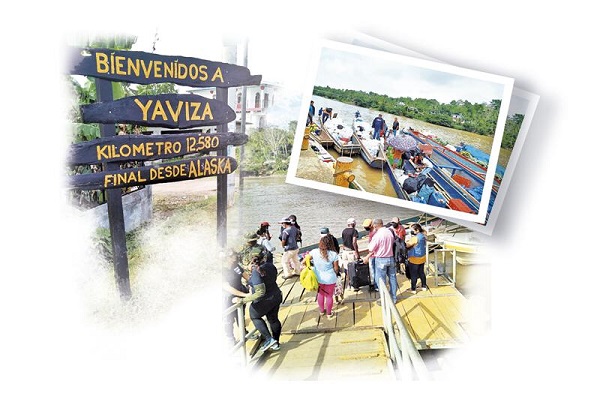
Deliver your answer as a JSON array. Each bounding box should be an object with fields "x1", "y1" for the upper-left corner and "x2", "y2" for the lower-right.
[
  {"x1": 80, "y1": 94, "x2": 236, "y2": 128},
  {"x1": 69, "y1": 132, "x2": 248, "y2": 164},
  {"x1": 68, "y1": 47, "x2": 262, "y2": 87},
  {"x1": 67, "y1": 45, "x2": 260, "y2": 299},
  {"x1": 69, "y1": 156, "x2": 238, "y2": 190}
]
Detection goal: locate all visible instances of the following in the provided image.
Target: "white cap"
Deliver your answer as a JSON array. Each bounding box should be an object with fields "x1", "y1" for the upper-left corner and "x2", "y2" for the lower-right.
[{"x1": 347, "y1": 218, "x2": 356, "y2": 225}]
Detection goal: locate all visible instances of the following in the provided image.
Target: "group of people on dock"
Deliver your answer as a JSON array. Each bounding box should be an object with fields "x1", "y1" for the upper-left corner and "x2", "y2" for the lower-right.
[{"x1": 222, "y1": 214, "x2": 430, "y2": 354}]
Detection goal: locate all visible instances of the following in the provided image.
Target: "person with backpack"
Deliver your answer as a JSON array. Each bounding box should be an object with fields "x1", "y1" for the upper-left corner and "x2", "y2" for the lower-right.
[
  {"x1": 233, "y1": 247, "x2": 283, "y2": 352},
  {"x1": 389, "y1": 217, "x2": 407, "y2": 273},
  {"x1": 340, "y1": 217, "x2": 360, "y2": 290}
]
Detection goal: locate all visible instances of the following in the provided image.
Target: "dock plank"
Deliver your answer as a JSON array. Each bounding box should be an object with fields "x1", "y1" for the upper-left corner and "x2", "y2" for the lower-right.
[
  {"x1": 254, "y1": 329, "x2": 392, "y2": 380},
  {"x1": 354, "y1": 301, "x2": 373, "y2": 328}
]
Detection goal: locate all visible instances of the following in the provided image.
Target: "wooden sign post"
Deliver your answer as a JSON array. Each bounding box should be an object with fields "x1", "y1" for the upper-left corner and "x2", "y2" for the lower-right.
[{"x1": 68, "y1": 47, "x2": 261, "y2": 299}]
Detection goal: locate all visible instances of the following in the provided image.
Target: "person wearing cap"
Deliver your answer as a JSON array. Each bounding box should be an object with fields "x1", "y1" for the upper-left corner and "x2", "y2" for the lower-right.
[
  {"x1": 239, "y1": 232, "x2": 266, "y2": 269},
  {"x1": 280, "y1": 218, "x2": 302, "y2": 278},
  {"x1": 234, "y1": 246, "x2": 283, "y2": 352},
  {"x1": 257, "y1": 221, "x2": 272, "y2": 241},
  {"x1": 340, "y1": 217, "x2": 360, "y2": 289},
  {"x1": 362, "y1": 218, "x2": 378, "y2": 292},
  {"x1": 320, "y1": 227, "x2": 340, "y2": 254},
  {"x1": 256, "y1": 222, "x2": 275, "y2": 261},
  {"x1": 363, "y1": 219, "x2": 398, "y2": 303}
]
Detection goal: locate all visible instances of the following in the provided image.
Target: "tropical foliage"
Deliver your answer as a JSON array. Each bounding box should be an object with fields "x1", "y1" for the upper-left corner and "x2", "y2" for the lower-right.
[
  {"x1": 242, "y1": 121, "x2": 297, "y2": 175},
  {"x1": 313, "y1": 86, "x2": 524, "y2": 149}
]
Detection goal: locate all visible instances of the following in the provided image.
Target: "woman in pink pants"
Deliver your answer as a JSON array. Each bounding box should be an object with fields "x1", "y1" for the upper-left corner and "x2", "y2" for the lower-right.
[{"x1": 307, "y1": 234, "x2": 340, "y2": 319}]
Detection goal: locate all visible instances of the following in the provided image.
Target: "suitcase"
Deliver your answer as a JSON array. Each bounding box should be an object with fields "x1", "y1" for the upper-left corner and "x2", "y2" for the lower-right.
[{"x1": 347, "y1": 260, "x2": 371, "y2": 289}]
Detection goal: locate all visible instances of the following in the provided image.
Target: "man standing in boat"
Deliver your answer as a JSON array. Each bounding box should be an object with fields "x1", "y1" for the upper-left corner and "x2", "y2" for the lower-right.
[
  {"x1": 307, "y1": 100, "x2": 316, "y2": 126},
  {"x1": 371, "y1": 114, "x2": 385, "y2": 140},
  {"x1": 392, "y1": 117, "x2": 400, "y2": 137}
]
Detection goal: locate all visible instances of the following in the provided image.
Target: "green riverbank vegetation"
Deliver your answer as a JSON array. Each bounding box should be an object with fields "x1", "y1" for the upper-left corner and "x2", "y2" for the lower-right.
[
  {"x1": 314, "y1": 86, "x2": 523, "y2": 150},
  {"x1": 240, "y1": 121, "x2": 297, "y2": 176}
]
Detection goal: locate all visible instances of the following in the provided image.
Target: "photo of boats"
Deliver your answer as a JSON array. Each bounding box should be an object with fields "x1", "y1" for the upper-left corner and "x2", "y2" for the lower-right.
[{"x1": 288, "y1": 40, "x2": 515, "y2": 224}]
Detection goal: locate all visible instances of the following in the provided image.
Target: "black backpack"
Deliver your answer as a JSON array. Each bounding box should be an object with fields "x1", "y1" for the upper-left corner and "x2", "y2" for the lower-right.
[{"x1": 388, "y1": 227, "x2": 407, "y2": 267}]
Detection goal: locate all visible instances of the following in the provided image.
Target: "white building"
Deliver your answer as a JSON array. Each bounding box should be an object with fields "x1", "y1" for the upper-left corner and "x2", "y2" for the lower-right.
[{"x1": 187, "y1": 81, "x2": 280, "y2": 131}]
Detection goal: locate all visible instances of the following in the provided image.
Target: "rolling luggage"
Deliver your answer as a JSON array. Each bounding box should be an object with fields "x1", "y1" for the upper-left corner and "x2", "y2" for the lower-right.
[{"x1": 347, "y1": 260, "x2": 370, "y2": 290}]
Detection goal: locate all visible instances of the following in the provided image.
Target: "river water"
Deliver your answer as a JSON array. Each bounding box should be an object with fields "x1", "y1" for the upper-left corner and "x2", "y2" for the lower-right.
[
  {"x1": 313, "y1": 95, "x2": 511, "y2": 169},
  {"x1": 230, "y1": 174, "x2": 420, "y2": 248}
]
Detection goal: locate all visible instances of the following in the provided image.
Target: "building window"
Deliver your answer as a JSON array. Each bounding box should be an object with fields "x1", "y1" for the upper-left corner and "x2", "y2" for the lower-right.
[
  {"x1": 264, "y1": 93, "x2": 269, "y2": 108},
  {"x1": 254, "y1": 92, "x2": 261, "y2": 108}
]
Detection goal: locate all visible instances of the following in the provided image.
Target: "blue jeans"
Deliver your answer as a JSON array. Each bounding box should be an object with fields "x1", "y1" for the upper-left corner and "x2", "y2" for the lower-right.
[
  {"x1": 374, "y1": 256, "x2": 398, "y2": 302},
  {"x1": 369, "y1": 258, "x2": 377, "y2": 289}
]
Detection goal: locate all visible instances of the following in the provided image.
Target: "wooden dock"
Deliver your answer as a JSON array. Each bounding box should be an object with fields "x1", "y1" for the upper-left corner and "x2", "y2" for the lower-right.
[
  {"x1": 234, "y1": 230, "x2": 481, "y2": 379},
  {"x1": 238, "y1": 264, "x2": 473, "y2": 379}
]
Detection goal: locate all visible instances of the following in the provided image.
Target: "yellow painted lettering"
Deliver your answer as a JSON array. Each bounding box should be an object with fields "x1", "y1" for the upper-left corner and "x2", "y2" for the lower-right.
[
  {"x1": 140, "y1": 59, "x2": 153, "y2": 79},
  {"x1": 178, "y1": 63, "x2": 188, "y2": 79},
  {"x1": 201, "y1": 103, "x2": 213, "y2": 120},
  {"x1": 151, "y1": 101, "x2": 168, "y2": 121},
  {"x1": 165, "y1": 101, "x2": 183, "y2": 122},
  {"x1": 164, "y1": 61, "x2": 174, "y2": 78},
  {"x1": 188, "y1": 159, "x2": 197, "y2": 178},
  {"x1": 134, "y1": 98, "x2": 153, "y2": 121},
  {"x1": 154, "y1": 61, "x2": 162, "y2": 78},
  {"x1": 132, "y1": 143, "x2": 145, "y2": 157},
  {"x1": 115, "y1": 56, "x2": 126, "y2": 75},
  {"x1": 95, "y1": 52, "x2": 109, "y2": 74},
  {"x1": 104, "y1": 174, "x2": 114, "y2": 188},
  {"x1": 198, "y1": 65, "x2": 208, "y2": 81},
  {"x1": 127, "y1": 58, "x2": 140, "y2": 77},
  {"x1": 190, "y1": 102, "x2": 202, "y2": 120},
  {"x1": 96, "y1": 144, "x2": 110, "y2": 161},
  {"x1": 211, "y1": 66, "x2": 224, "y2": 82},
  {"x1": 110, "y1": 53, "x2": 115, "y2": 74},
  {"x1": 189, "y1": 64, "x2": 198, "y2": 80}
]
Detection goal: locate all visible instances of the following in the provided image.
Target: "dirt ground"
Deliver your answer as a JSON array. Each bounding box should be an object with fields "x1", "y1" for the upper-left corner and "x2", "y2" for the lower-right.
[{"x1": 150, "y1": 176, "x2": 218, "y2": 198}]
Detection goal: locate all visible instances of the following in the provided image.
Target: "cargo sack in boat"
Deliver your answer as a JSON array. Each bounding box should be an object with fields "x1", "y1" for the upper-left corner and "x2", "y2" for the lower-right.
[
  {"x1": 415, "y1": 184, "x2": 435, "y2": 203},
  {"x1": 428, "y1": 191, "x2": 446, "y2": 208},
  {"x1": 411, "y1": 196, "x2": 426, "y2": 203},
  {"x1": 402, "y1": 174, "x2": 428, "y2": 193}
]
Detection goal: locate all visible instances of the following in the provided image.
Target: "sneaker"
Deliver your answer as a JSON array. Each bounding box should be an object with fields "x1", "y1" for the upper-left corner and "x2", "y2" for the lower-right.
[
  {"x1": 259, "y1": 337, "x2": 277, "y2": 352},
  {"x1": 369, "y1": 285, "x2": 375, "y2": 292},
  {"x1": 421, "y1": 287, "x2": 428, "y2": 292},
  {"x1": 247, "y1": 331, "x2": 260, "y2": 340},
  {"x1": 270, "y1": 342, "x2": 280, "y2": 351},
  {"x1": 411, "y1": 290, "x2": 416, "y2": 294},
  {"x1": 327, "y1": 312, "x2": 335, "y2": 320},
  {"x1": 319, "y1": 310, "x2": 326, "y2": 316}
]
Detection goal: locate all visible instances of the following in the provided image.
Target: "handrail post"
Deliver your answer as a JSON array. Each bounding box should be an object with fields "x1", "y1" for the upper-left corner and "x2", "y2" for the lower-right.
[{"x1": 237, "y1": 304, "x2": 247, "y2": 366}]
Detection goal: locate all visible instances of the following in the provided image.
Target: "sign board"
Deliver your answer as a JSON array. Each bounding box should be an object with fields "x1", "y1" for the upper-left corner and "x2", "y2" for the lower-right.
[
  {"x1": 68, "y1": 156, "x2": 238, "y2": 190},
  {"x1": 80, "y1": 94, "x2": 236, "y2": 128},
  {"x1": 69, "y1": 132, "x2": 248, "y2": 165},
  {"x1": 68, "y1": 47, "x2": 262, "y2": 88}
]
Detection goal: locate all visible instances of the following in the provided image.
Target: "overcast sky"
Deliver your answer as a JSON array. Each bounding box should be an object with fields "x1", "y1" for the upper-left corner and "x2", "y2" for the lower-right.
[{"x1": 313, "y1": 45, "x2": 509, "y2": 105}]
